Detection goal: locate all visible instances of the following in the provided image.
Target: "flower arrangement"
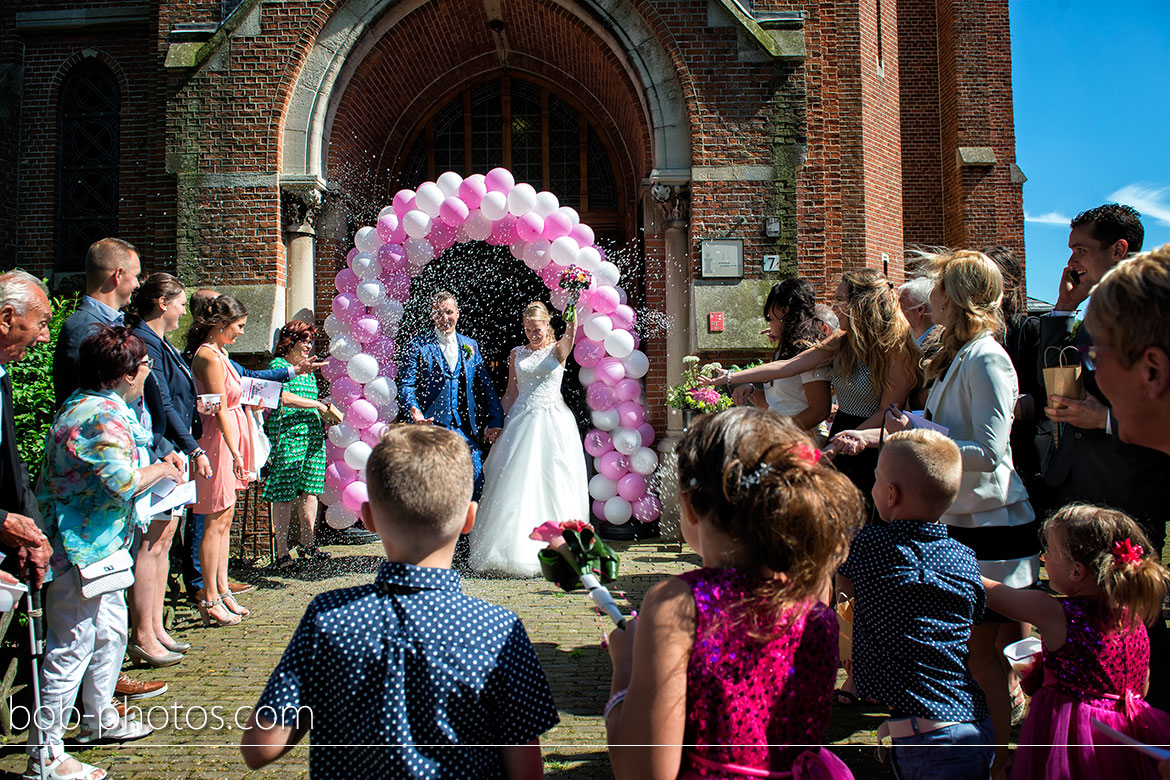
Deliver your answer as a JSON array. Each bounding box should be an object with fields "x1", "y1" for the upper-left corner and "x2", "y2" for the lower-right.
[
  {"x1": 666, "y1": 355, "x2": 735, "y2": 414},
  {"x1": 530, "y1": 520, "x2": 620, "y2": 591},
  {"x1": 558, "y1": 265, "x2": 593, "y2": 322}
]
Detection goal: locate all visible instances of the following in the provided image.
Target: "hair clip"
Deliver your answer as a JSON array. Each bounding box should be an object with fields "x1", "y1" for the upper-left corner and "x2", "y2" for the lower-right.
[
  {"x1": 793, "y1": 443, "x2": 822, "y2": 465},
  {"x1": 1112, "y1": 538, "x2": 1144, "y2": 566},
  {"x1": 740, "y1": 462, "x2": 773, "y2": 490}
]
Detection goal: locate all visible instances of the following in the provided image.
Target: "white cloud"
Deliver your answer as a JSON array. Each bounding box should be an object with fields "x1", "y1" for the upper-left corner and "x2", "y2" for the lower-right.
[
  {"x1": 1024, "y1": 210, "x2": 1071, "y2": 225},
  {"x1": 1107, "y1": 184, "x2": 1170, "y2": 227}
]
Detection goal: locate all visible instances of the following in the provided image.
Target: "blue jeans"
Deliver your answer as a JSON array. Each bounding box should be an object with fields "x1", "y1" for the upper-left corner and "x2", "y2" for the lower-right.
[
  {"x1": 890, "y1": 716, "x2": 994, "y2": 780},
  {"x1": 183, "y1": 512, "x2": 205, "y2": 592}
]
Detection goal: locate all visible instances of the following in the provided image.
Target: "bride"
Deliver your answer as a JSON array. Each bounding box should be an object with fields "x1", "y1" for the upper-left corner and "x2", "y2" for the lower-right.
[{"x1": 470, "y1": 301, "x2": 589, "y2": 577}]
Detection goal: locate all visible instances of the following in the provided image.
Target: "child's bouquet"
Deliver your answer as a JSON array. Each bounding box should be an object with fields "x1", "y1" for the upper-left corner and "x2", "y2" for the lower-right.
[
  {"x1": 530, "y1": 520, "x2": 619, "y2": 591},
  {"x1": 558, "y1": 265, "x2": 592, "y2": 323},
  {"x1": 666, "y1": 355, "x2": 735, "y2": 414}
]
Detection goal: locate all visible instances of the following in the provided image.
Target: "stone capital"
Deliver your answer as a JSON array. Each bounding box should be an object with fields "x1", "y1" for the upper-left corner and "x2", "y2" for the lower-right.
[
  {"x1": 280, "y1": 175, "x2": 328, "y2": 234},
  {"x1": 649, "y1": 181, "x2": 690, "y2": 229}
]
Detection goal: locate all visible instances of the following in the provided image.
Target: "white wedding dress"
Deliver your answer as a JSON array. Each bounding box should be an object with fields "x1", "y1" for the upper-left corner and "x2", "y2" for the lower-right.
[{"x1": 470, "y1": 343, "x2": 590, "y2": 577}]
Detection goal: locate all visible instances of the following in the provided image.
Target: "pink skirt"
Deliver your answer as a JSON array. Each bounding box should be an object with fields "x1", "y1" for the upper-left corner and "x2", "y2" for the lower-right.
[{"x1": 679, "y1": 748, "x2": 854, "y2": 779}]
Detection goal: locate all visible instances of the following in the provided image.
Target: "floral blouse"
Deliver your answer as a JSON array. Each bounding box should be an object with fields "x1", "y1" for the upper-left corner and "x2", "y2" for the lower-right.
[{"x1": 37, "y1": 390, "x2": 149, "y2": 576}]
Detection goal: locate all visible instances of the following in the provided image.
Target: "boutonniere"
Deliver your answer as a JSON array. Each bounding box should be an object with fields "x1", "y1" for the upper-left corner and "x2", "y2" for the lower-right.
[{"x1": 461, "y1": 344, "x2": 474, "y2": 360}]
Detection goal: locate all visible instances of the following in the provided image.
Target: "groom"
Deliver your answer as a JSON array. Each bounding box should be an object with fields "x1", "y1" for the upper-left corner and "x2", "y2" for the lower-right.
[{"x1": 399, "y1": 291, "x2": 504, "y2": 501}]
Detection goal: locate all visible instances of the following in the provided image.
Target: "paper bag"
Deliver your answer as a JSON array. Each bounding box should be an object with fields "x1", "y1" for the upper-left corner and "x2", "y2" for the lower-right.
[
  {"x1": 1042, "y1": 346, "x2": 1083, "y2": 408},
  {"x1": 836, "y1": 595, "x2": 854, "y2": 673}
]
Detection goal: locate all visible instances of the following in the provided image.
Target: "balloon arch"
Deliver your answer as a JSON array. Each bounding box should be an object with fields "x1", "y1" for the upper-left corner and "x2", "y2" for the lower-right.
[{"x1": 318, "y1": 168, "x2": 663, "y2": 531}]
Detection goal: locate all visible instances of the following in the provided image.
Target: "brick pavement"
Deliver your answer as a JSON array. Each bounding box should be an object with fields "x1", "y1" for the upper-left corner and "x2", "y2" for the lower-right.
[{"x1": 0, "y1": 539, "x2": 886, "y2": 779}]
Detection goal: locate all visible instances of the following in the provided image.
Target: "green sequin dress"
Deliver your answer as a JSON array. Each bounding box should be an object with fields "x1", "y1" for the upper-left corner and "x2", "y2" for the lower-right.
[{"x1": 261, "y1": 357, "x2": 326, "y2": 502}]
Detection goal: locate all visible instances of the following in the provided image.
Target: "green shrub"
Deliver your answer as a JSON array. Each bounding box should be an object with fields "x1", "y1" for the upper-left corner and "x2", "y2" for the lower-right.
[{"x1": 10, "y1": 290, "x2": 78, "y2": 483}]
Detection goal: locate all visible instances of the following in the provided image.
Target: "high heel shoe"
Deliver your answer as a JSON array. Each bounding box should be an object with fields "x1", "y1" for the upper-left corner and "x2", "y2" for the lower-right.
[
  {"x1": 127, "y1": 643, "x2": 183, "y2": 668},
  {"x1": 159, "y1": 637, "x2": 192, "y2": 654},
  {"x1": 197, "y1": 598, "x2": 241, "y2": 627},
  {"x1": 221, "y1": 593, "x2": 250, "y2": 618}
]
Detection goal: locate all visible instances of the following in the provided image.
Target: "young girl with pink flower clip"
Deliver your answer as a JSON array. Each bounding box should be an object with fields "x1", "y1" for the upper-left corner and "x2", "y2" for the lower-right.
[{"x1": 983, "y1": 504, "x2": 1170, "y2": 779}]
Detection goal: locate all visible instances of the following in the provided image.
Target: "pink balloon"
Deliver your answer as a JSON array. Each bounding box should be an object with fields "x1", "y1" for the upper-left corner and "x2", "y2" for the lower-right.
[
  {"x1": 325, "y1": 440, "x2": 344, "y2": 462},
  {"x1": 458, "y1": 176, "x2": 487, "y2": 209},
  {"x1": 550, "y1": 288, "x2": 569, "y2": 312},
  {"x1": 377, "y1": 243, "x2": 407, "y2": 273},
  {"x1": 331, "y1": 376, "x2": 362, "y2": 401},
  {"x1": 584, "y1": 429, "x2": 614, "y2": 457},
  {"x1": 595, "y1": 357, "x2": 625, "y2": 386},
  {"x1": 516, "y1": 212, "x2": 545, "y2": 242},
  {"x1": 592, "y1": 286, "x2": 620, "y2": 315},
  {"x1": 637, "y1": 422, "x2": 656, "y2": 448},
  {"x1": 379, "y1": 362, "x2": 399, "y2": 380},
  {"x1": 538, "y1": 262, "x2": 561, "y2": 289},
  {"x1": 492, "y1": 214, "x2": 519, "y2": 245},
  {"x1": 360, "y1": 421, "x2": 387, "y2": 446},
  {"x1": 542, "y1": 211, "x2": 572, "y2": 241},
  {"x1": 392, "y1": 190, "x2": 416, "y2": 219},
  {"x1": 632, "y1": 493, "x2": 661, "y2": 522},
  {"x1": 321, "y1": 357, "x2": 345, "y2": 383},
  {"x1": 334, "y1": 268, "x2": 359, "y2": 294},
  {"x1": 324, "y1": 461, "x2": 356, "y2": 490},
  {"x1": 617, "y1": 472, "x2": 647, "y2": 501},
  {"x1": 346, "y1": 247, "x2": 360, "y2": 264},
  {"x1": 376, "y1": 213, "x2": 401, "y2": 244},
  {"x1": 369, "y1": 337, "x2": 395, "y2": 362},
  {"x1": 598, "y1": 451, "x2": 630, "y2": 481},
  {"x1": 569, "y1": 223, "x2": 595, "y2": 247},
  {"x1": 386, "y1": 271, "x2": 411, "y2": 299},
  {"x1": 484, "y1": 167, "x2": 515, "y2": 193},
  {"x1": 617, "y1": 401, "x2": 644, "y2": 429},
  {"x1": 615, "y1": 378, "x2": 641, "y2": 402},
  {"x1": 610, "y1": 304, "x2": 636, "y2": 332},
  {"x1": 341, "y1": 480, "x2": 369, "y2": 512},
  {"x1": 439, "y1": 196, "x2": 469, "y2": 227},
  {"x1": 350, "y1": 316, "x2": 381, "y2": 344},
  {"x1": 592, "y1": 499, "x2": 607, "y2": 522},
  {"x1": 346, "y1": 399, "x2": 379, "y2": 429},
  {"x1": 573, "y1": 339, "x2": 605, "y2": 367},
  {"x1": 587, "y1": 383, "x2": 617, "y2": 411},
  {"x1": 332, "y1": 293, "x2": 363, "y2": 323}
]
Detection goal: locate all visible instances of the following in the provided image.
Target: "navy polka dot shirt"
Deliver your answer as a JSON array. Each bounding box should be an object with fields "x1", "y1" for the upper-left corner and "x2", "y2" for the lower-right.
[
  {"x1": 840, "y1": 519, "x2": 989, "y2": 723},
  {"x1": 254, "y1": 561, "x2": 559, "y2": 778}
]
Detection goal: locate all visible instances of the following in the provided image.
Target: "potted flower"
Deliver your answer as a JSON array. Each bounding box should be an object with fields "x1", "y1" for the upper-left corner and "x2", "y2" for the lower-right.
[{"x1": 666, "y1": 355, "x2": 734, "y2": 426}]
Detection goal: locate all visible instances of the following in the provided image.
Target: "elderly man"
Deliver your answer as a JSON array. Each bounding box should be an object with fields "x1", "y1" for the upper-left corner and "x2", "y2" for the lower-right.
[
  {"x1": 0, "y1": 271, "x2": 53, "y2": 586},
  {"x1": 897, "y1": 277, "x2": 937, "y2": 349}
]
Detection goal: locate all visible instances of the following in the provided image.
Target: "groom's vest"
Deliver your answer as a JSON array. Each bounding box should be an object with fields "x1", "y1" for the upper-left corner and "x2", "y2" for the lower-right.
[{"x1": 449, "y1": 347, "x2": 473, "y2": 437}]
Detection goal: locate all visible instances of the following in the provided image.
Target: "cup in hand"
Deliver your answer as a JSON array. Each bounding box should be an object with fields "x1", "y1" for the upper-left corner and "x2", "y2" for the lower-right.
[
  {"x1": 197, "y1": 393, "x2": 222, "y2": 414},
  {"x1": 1002, "y1": 637, "x2": 1042, "y2": 675}
]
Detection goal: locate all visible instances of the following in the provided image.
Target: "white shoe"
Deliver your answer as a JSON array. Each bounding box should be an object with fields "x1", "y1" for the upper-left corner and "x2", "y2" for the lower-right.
[
  {"x1": 23, "y1": 752, "x2": 107, "y2": 780},
  {"x1": 74, "y1": 715, "x2": 153, "y2": 745}
]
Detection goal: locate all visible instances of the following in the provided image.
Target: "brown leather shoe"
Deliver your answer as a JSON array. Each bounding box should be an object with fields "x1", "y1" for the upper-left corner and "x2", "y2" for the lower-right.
[
  {"x1": 228, "y1": 581, "x2": 254, "y2": 595},
  {"x1": 112, "y1": 697, "x2": 128, "y2": 718},
  {"x1": 115, "y1": 671, "x2": 168, "y2": 701}
]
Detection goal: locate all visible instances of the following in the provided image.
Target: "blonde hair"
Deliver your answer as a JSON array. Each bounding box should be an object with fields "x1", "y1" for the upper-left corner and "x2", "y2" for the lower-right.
[
  {"x1": 920, "y1": 250, "x2": 1005, "y2": 382},
  {"x1": 825, "y1": 268, "x2": 921, "y2": 401},
  {"x1": 882, "y1": 429, "x2": 962, "y2": 515},
  {"x1": 1045, "y1": 504, "x2": 1170, "y2": 628},
  {"x1": 1085, "y1": 244, "x2": 1170, "y2": 367},
  {"x1": 522, "y1": 301, "x2": 554, "y2": 346}
]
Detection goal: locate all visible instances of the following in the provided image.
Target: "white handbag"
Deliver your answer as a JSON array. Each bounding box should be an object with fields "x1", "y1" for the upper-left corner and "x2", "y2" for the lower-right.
[
  {"x1": 248, "y1": 407, "x2": 271, "y2": 471},
  {"x1": 76, "y1": 548, "x2": 135, "y2": 599}
]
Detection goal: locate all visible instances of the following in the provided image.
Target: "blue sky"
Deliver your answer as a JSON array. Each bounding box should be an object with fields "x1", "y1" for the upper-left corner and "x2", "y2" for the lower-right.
[{"x1": 1010, "y1": 0, "x2": 1170, "y2": 302}]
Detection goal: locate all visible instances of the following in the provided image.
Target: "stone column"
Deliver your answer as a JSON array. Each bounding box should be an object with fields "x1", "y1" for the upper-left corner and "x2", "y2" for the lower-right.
[{"x1": 280, "y1": 180, "x2": 326, "y2": 324}]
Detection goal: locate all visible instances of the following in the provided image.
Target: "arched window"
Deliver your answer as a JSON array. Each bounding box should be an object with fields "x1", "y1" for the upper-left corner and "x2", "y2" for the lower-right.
[
  {"x1": 57, "y1": 61, "x2": 120, "y2": 272},
  {"x1": 396, "y1": 76, "x2": 623, "y2": 242}
]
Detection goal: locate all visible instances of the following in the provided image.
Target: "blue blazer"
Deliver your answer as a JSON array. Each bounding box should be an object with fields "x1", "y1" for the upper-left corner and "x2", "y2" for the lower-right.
[
  {"x1": 134, "y1": 323, "x2": 201, "y2": 456},
  {"x1": 53, "y1": 298, "x2": 114, "y2": 406},
  {"x1": 399, "y1": 333, "x2": 503, "y2": 437}
]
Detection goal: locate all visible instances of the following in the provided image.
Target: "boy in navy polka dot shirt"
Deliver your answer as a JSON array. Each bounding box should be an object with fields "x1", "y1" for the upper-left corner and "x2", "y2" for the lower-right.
[
  {"x1": 837, "y1": 430, "x2": 994, "y2": 780},
  {"x1": 241, "y1": 424, "x2": 559, "y2": 778}
]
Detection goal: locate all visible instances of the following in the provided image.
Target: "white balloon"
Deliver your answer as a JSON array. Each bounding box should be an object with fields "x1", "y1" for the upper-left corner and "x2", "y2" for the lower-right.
[
  {"x1": 578, "y1": 366, "x2": 596, "y2": 385},
  {"x1": 327, "y1": 422, "x2": 359, "y2": 447},
  {"x1": 346, "y1": 353, "x2": 379, "y2": 384},
  {"x1": 604, "y1": 496, "x2": 632, "y2": 525},
  {"x1": 363, "y1": 376, "x2": 397, "y2": 408},
  {"x1": 373, "y1": 299, "x2": 404, "y2": 324},
  {"x1": 595, "y1": 261, "x2": 621, "y2": 288},
  {"x1": 576, "y1": 246, "x2": 602, "y2": 272},
  {"x1": 414, "y1": 182, "x2": 445, "y2": 217},
  {"x1": 510, "y1": 240, "x2": 527, "y2": 260},
  {"x1": 343, "y1": 441, "x2": 373, "y2": 471},
  {"x1": 402, "y1": 210, "x2": 432, "y2": 239},
  {"x1": 622, "y1": 349, "x2": 649, "y2": 379},
  {"x1": 325, "y1": 504, "x2": 359, "y2": 529},
  {"x1": 612, "y1": 427, "x2": 641, "y2": 456},
  {"x1": 630, "y1": 447, "x2": 659, "y2": 475},
  {"x1": 560, "y1": 206, "x2": 581, "y2": 226},
  {"x1": 323, "y1": 314, "x2": 345, "y2": 338},
  {"x1": 350, "y1": 252, "x2": 379, "y2": 279},
  {"x1": 583, "y1": 313, "x2": 613, "y2": 342},
  {"x1": 604, "y1": 329, "x2": 635, "y2": 359},
  {"x1": 354, "y1": 226, "x2": 381, "y2": 253},
  {"x1": 465, "y1": 211, "x2": 492, "y2": 241},
  {"x1": 522, "y1": 240, "x2": 551, "y2": 270},
  {"x1": 480, "y1": 191, "x2": 508, "y2": 221},
  {"x1": 437, "y1": 171, "x2": 464, "y2": 197},
  {"x1": 533, "y1": 191, "x2": 560, "y2": 217},
  {"x1": 589, "y1": 473, "x2": 619, "y2": 501},
  {"x1": 355, "y1": 280, "x2": 386, "y2": 306},
  {"x1": 507, "y1": 183, "x2": 537, "y2": 216},
  {"x1": 330, "y1": 334, "x2": 359, "y2": 361},
  {"x1": 404, "y1": 238, "x2": 435, "y2": 265},
  {"x1": 550, "y1": 236, "x2": 581, "y2": 266},
  {"x1": 378, "y1": 205, "x2": 396, "y2": 220},
  {"x1": 379, "y1": 398, "x2": 400, "y2": 420},
  {"x1": 591, "y1": 408, "x2": 620, "y2": 431}
]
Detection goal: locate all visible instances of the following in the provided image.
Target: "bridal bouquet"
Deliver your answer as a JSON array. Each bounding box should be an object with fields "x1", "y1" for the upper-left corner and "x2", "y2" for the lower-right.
[
  {"x1": 558, "y1": 265, "x2": 592, "y2": 323},
  {"x1": 530, "y1": 519, "x2": 619, "y2": 591}
]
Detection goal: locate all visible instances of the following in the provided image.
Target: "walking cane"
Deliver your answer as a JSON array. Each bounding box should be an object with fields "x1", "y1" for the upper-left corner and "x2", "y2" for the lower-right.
[{"x1": 26, "y1": 574, "x2": 46, "y2": 780}]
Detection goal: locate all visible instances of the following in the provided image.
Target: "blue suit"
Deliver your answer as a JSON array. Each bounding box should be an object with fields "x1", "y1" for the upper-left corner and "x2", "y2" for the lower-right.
[{"x1": 399, "y1": 333, "x2": 504, "y2": 499}]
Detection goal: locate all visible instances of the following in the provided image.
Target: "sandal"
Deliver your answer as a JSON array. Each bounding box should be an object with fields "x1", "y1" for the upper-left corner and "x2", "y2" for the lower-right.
[
  {"x1": 196, "y1": 598, "x2": 241, "y2": 627},
  {"x1": 833, "y1": 689, "x2": 860, "y2": 707},
  {"x1": 221, "y1": 593, "x2": 250, "y2": 618},
  {"x1": 297, "y1": 545, "x2": 332, "y2": 561},
  {"x1": 1010, "y1": 684, "x2": 1027, "y2": 726},
  {"x1": 24, "y1": 753, "x2": 107, "y2": 780}
]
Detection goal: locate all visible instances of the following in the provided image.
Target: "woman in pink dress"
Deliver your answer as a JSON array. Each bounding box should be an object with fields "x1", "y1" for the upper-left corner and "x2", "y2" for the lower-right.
[
  {"x1": 984, "y1": 504, "x2": 1170, "y2": 779},
  {"x1": 605, "y1": 408, "x2": 864, "y2": 779},
  {"x1": 186, "y1": 294, "x2": 253, "y2": 627}
]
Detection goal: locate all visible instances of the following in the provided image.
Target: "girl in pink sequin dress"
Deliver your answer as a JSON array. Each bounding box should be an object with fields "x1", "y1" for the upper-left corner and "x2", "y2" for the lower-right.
[
  {"x1": 605, "y1": 408, "x2": 865, "y2": 779},
  {"x1": 983, "y1": 505, "x2": 1170, "y2": 779}
]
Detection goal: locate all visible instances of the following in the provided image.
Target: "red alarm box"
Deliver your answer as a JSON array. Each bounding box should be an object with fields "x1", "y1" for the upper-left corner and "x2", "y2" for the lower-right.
[{"x1": 708, "y1": 312, "x2": 724, "y2": 332}]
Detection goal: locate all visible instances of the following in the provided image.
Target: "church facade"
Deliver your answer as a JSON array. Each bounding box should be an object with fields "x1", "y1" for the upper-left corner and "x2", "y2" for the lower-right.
[{"x1": 2, "y1": 0, "x2": 1024, "y2": 433}]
